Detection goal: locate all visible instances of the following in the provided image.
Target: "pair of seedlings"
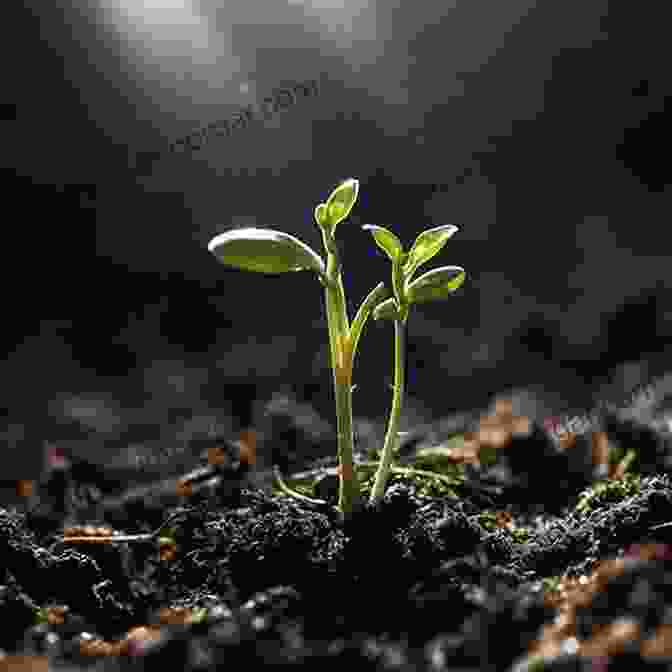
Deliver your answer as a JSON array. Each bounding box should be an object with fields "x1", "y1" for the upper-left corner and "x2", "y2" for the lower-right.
[
  {"x1": 60, "y1": 178, "x2": 466, "y2": 546},
  {"x1": 207, "y1": 178, "x2": 466, "y2": 521}
]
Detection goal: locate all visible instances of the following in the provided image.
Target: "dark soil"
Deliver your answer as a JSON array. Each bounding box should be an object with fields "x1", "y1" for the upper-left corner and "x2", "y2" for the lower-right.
[{"x1": 3, "y1": 380, "x2": 672, "y2": 671}]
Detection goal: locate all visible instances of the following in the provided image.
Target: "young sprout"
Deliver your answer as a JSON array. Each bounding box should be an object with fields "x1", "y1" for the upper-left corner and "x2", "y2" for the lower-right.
[
  {"x1": 206, "y1": 179, "x2": 467, "y2": 519},
  {"x1": 207, "y1": 179, "x2": 391, "y2": 521},
  {"x1": 363, "y1": 223, "x2": 466, "y2": 507}
]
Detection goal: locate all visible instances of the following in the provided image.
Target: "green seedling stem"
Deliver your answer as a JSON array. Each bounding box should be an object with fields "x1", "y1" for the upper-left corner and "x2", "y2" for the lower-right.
[
  {"x1": 321, "y1": 228, "x2": 359, "y2": 516},
  {"x1": 369, "y1": 317, "x2": 405, "y2": 505}
]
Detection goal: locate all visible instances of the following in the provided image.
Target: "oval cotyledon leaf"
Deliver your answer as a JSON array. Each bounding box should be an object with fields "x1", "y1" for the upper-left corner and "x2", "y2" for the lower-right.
[{"x1": 207, "y1": 227, "x2": 325, "y2": 275}]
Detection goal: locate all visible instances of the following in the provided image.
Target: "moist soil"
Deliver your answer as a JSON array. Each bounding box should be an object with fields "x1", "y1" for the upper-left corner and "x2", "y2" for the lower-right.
[{"x1": 3, "y1": 387, "x2": 672, "y2": 671}]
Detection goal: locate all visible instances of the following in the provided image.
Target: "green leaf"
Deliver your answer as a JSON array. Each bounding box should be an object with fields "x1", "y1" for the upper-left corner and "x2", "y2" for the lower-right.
[
  {"x1": 207, "y1": 227, "x2": 325, "y2": 275},
  {"x1": 404, "y1": 225, "x2": 459, "y2": 279},
  {"x1": 372, "y1": 296, "x2": 401, "y2": 321},
  {"x1": 323, "y1": 178, "x2": 359, "y2": 233},
  {"x1": 362, "y1": 225, "x2": 404, "y2": 263},
  {"x1": 314, "y1": 203, "x2": 328, "y2": 229},
  {"x1": 406, "y1": 265, "x2": 466, "y2": 304}
]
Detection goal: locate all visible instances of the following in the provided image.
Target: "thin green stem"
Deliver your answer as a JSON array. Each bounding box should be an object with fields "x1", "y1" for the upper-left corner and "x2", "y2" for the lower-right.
[
  {"x1": 273, "y1": 466, "x2": 329, "y2": 505},
  {"x1": 322, "y1": 237, "x2": 360, "y2": 520},
  {"x1": 369, "y1": 317, "x2": 406, "y2": 506},
  {"x1": 358, "y1": 462, "x2": 459, "y2": 488}
]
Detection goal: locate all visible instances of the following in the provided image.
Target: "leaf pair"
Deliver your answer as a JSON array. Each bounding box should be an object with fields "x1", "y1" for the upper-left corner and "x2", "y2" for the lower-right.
[
  {"x1": 314, "y1": 178, "x2": 359, "y2": 237},
  {"x1": 363, "y1": 224, "x2": 455, "y2": 277},
  {"x1": 363, "y1": 224, "x2": 465, "y2": 321}
]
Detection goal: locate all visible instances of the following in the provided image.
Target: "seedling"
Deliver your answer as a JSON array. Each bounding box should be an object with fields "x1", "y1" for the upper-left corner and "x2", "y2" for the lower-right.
[
  {"x1": 363, "y1": 223, "x2": 466, "y2": 506},
  {"x1": 207, "y1": 178, "x2": 466, "y2": 520}
]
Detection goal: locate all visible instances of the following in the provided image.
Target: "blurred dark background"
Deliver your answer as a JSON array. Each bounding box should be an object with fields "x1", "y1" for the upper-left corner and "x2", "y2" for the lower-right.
[{"x1": 2, "y1": 0, "x2": 671, "y2": 482}]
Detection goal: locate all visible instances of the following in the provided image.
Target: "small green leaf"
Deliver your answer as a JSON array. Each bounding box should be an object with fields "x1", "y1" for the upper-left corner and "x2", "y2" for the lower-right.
[
  {"x1": 406, "y1": 265, "x2": 466, "y2": 304},
  {"x1": 324, "y1": 178, "x2": 359, "y2": 233},
  {"x1": 314, "y1": 203, "x2": 328, "y2": 229},
  {"x1": 404, "y1": 225, "x2": 459, "y2": 279},
  {"x1": 372, "y1": 296, "x2": 401, "y2": 321},
  {"x1": 208, "y1": 227, "x2": 325, "y2": 275},
  {"x1": 362, "y1": 225, "x2": 404, "y2": 262}
]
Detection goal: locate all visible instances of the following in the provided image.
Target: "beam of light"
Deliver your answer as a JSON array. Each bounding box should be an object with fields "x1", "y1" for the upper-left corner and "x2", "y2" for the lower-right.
[{"x1": 98, "y1": 0, "x2": 240, "y2": 72}]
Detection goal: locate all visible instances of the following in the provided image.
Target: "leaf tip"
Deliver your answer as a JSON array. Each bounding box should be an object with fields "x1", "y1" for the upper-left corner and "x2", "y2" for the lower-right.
[{"x1": 207, "y1": 231, "x2": 228, "y2": 254}]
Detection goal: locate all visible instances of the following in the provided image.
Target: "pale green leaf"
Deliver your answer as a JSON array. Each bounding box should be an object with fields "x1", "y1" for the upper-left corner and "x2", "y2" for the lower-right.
[
  {"x1": 314, "y1": 203, "x2": 328, "y2": 229},
  {"x1": 207, "y1": 227, "x2": 325, "y2": 275},
  {"x1": 404, "y1": 225, "x2": 459, "y2": 279},
  {"x1": 406, "y1": 265, "x2": 466, "y2": 304},
  {"x1": 362, "y1": 224, "x2": 404, "y2": 263},
  {"x1": 372, "y1": 296, "x2": 401, "y2": 321},
  {"x1": 323, "y1": 178, "x2": 359, "y2": 233}
]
